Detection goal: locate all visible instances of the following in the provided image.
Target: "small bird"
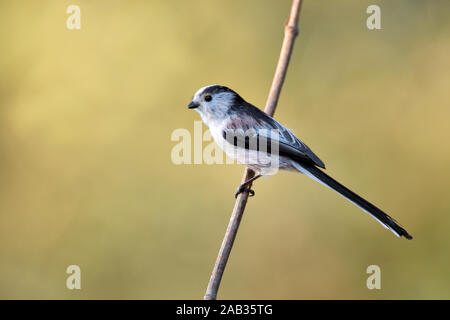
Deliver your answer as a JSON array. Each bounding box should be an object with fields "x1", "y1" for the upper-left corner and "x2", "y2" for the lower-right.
[{"x1": 188, "y1": 84, "x2": 412, "y2": 239}]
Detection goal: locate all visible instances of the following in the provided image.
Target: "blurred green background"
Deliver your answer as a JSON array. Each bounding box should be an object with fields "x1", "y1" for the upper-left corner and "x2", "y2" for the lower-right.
[{"x1": 0, "y1": 0, "x2": 449, "y2": 299}]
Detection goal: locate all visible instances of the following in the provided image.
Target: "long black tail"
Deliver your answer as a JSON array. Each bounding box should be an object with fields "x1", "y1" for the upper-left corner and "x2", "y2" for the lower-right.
[{"x1": 294, "y1": 162, "x2": 412, "y2": 239}]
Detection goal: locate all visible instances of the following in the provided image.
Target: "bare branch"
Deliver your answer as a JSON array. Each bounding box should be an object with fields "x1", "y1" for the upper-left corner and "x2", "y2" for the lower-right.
[{"x1": 204, "y1": 0, "x2": 304, "y2": 300}]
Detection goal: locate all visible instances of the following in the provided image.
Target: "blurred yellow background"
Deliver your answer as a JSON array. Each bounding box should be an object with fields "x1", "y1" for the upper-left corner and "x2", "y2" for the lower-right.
[{"x1": 0, "y1": 0, "x2": 449, "y2": 299}]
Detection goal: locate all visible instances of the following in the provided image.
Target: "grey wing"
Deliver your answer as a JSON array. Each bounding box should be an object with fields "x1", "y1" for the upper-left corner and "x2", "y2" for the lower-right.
[
  {"x1": 262, "y1": 116, "x2": 326, "y2": 169},
  {"x1": 222, "y1": 109, "x2": 325, "y2": 169}
]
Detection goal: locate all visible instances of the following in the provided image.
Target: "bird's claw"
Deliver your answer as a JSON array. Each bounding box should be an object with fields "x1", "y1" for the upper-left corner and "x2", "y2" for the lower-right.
[{"x1": 234, "y1": 185, "x2": 255, "y2": 198}]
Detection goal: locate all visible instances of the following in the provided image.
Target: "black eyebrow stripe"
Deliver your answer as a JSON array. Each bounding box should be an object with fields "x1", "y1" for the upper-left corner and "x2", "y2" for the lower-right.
[{"x1": 202, "y1": 85, "x2": 236, "y2": 96}]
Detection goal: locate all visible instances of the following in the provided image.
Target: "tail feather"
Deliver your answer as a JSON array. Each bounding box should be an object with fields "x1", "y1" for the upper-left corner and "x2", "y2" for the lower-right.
[{"x1": 293, "y1": 162, "x2": 412, "y2": 240}]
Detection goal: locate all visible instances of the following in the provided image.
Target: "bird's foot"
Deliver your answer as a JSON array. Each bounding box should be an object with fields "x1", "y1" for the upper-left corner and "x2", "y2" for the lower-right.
[{"x1": 234, "y1": 185, "x2": 255, "y2": 198}]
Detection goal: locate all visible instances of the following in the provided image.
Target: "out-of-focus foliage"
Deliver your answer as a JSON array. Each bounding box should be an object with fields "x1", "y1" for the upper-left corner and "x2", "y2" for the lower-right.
[{"x1": 0, "y1": 0, "x2": 449, "y2": 299}]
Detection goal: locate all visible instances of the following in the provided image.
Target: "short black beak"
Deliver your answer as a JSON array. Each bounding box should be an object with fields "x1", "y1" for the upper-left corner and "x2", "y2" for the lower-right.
[{"x1": 188, "y1": 101, "x2": 199, "y2": 109}]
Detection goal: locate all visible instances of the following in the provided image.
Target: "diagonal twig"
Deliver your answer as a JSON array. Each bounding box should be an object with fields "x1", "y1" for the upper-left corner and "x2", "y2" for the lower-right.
[{"x1": 203, "y1": 0, "x2": 304, "y2": 300}]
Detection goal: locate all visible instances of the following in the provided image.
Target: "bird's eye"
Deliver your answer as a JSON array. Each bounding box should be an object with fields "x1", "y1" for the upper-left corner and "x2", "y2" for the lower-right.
[{"x1": 204, "y1": 94, "x2": 212, "y2": 102}]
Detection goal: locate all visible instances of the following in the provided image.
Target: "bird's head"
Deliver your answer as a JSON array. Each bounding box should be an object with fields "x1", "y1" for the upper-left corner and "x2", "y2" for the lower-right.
[{"x1": 188, "y1": 85, "x2": 243, "y2": 126}]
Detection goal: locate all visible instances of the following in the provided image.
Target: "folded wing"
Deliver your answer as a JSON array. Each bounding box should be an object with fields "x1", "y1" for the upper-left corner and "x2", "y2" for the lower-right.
[{"x1": 222, "y1": 103, "x2": 325, "y2": 169}]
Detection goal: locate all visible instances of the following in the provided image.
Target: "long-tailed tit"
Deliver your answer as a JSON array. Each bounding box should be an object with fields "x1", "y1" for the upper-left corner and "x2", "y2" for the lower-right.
[{"x1": 188, "y1": 84, "x2": 412, "y2": 239}]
